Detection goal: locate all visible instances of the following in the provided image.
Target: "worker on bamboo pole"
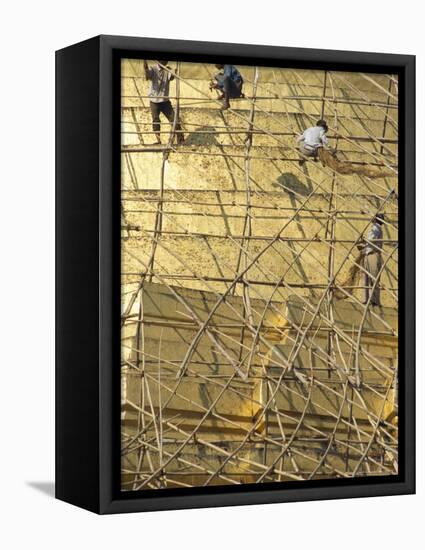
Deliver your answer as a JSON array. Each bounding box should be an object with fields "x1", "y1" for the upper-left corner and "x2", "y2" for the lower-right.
[
  {"x1": 209, "y1": 64, "x2": 244, "y2": 110},
  {"x1": 144, "y1": 60, "x2": 184, "y2": 145},
  {"x1": 297, "y1": 119, "x2": 394, "y2": 178},
  {"x1": 336, "y1": 214, "x2": 385, "y2": 307},
  {"x1": 297, "y1": 119, "x2": 330, "y2": 166}
]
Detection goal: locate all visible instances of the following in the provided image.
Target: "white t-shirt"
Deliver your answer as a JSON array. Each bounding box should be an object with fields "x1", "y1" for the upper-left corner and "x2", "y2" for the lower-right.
[
  {"x1": 147, "y1": 65, "x2": 173, "y2": 104},
  {"x1": 298, "y1": 126, "x2": 329, "y2": 149}
]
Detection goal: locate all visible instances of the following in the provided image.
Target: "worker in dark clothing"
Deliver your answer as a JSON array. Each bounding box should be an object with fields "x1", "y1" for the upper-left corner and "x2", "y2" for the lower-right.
[
  {"x1": 210, "y1": 64, "x2": 244, "y2": 110},
  {"x1": 144, "y1": 60, "x2": 184, "y2": 145}
]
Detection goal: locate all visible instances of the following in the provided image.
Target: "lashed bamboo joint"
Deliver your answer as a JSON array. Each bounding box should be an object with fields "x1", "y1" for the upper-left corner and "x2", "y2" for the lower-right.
[{"x1": 120, "y1": 59, "x2": 398, "y2": 490}]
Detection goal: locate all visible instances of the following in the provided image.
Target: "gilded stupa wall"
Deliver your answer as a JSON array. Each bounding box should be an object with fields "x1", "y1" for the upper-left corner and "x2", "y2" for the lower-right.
[{"x1": 120, "y1": 59, "x2": 398, "y2": 490}]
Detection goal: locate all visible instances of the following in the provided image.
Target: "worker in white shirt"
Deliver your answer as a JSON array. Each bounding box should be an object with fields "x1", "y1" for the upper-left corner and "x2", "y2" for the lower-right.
[
  {"x1": 297, "y1": 120, "x2": 393, "y2": 178},
  {"x1": 359, "y1": 214, "x2": 384, "y2": 306},
  {"x1": 297, "y1": 119, "x2": 329, "y2": 165},
  {"x1": 335, "y1": 213, "x2": 385, "y2": 306},
  {"x1": 144, "y1": 60, "x2": 184, "y2": 145}
]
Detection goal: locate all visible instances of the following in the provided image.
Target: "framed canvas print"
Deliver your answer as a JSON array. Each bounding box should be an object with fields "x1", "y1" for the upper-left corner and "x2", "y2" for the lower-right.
[{"x1": 56, "y1": 35, "x2": 415, "y2": 514}]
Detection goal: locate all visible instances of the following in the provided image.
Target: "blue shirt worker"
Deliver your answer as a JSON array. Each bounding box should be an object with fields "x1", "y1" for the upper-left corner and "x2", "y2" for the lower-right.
[
  {"x1": 144, "y1": 60, "x2": 184, "y2": 145},
  {"x1": 297, "y1": 119, "x2": 329, "y2": 165},
  {"x1": 210, "y1": 64, "x2": 244, "y2": 110}
]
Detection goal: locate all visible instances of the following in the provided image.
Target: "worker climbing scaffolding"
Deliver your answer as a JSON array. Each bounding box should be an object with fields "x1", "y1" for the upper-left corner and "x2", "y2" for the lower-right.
[
  {"x1": 297, "y1": 119, "x2": 329, "y2": 164},
  {"x1": 297, "y1": 119, "x2": 394, "y2": 178},
  {"x1": 144, "y1": 60, "x2": 185, "y2": 144},
  {"x1": 335, "y1": 214, "x2": 385, "y2": 305},
  {"x1": 209, "y1": 64, "x2": 244, "y2": 110}
]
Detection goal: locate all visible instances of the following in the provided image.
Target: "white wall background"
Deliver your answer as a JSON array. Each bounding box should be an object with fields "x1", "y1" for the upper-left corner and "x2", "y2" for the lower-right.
[{"x1": 0, "y1": 1, "x2": 422, "y2": 548}]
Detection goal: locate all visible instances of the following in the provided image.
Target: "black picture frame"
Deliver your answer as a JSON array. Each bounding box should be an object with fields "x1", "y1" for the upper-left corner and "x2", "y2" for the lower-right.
[{"x1": 56, "y1": 34, "x2": 415, "y2": 514}]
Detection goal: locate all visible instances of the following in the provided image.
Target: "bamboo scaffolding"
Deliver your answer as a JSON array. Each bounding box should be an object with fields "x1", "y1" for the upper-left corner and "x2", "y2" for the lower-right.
[
  {"x1": 120, "y1": 61, "x2": 398, "y2": 489},
  {"x1": 121, "y1": 165, "x2": 398, "y2": 359}
]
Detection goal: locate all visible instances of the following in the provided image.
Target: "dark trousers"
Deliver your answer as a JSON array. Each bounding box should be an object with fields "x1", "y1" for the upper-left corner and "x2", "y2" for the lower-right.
[{"x1": 150, "y1": 100, "x2": 182, "y2": 138}]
